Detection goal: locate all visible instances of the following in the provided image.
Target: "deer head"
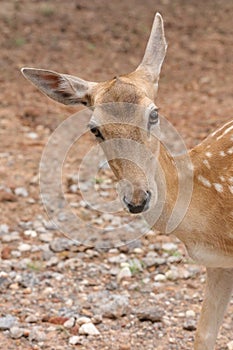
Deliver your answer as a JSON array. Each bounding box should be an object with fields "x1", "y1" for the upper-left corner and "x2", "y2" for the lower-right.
[{"x1": 21, "y1": 13, "x2": 167, "y2": 214}]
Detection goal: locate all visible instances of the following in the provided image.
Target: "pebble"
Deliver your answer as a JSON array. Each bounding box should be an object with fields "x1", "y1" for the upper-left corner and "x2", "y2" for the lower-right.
[
  {"x1": 135, "y1": 306, "x2": 164, "y2": 322},
  {"x1": 76, "y1": 317, "x2": 91, "y2": 325},
  {"x1": 1, "y1": 231, "x2": 20, "y2": 242},
  {"x1": 39, "y1": 232, "x2": 54, "y2": 242},
  {"x1": 185, "y1": 310, "x2": 196, "y2": 318},
  {"x1": 25, "y1": 315, "x2": 38, "y2": 323},
  {"x1": 154, "y1": 274, "x2": 166, "y2": 282},
  {"x1": 14, "y1": 187, "x2": 29, "y2": 197},
  {"x1": 117, "y1": 266, "x2": 132, "y2": 282},
  {"x1": 227, "y1": 340, "x2": 233, "y2": 350},
  {"x1": 79, "y1": 322, "x2": 100, "y2": 335},
  {"x1": 10, "y1": 326, "x2": 24, "y2": 339},
  {"x1": 64, "y1": 317, "x2": 76, "y2": 329},
  {"x1": 69, "y1": 336, "x2": 83, "y2": 345},
  {"x1": 0, "y1": 224, "x2": 9, "y2": 234},
  {"x1": 49, "y1": 238, "x2": 71, "y2": 252},
  {"x1": 162, "y1": 243, "x2": 178, "y2": 251},
  {"x1": 0, "y1": 315, "x2": 16, "y2": 330},
  {"x1": 108, "y1": 254, "x2": 127, "y2": 264},
  {"x1": 24, "y1": 229, "x2": 37, "y2": 238},
  {"x1": 29, "y1": 328, "x2": 46, "y2": 342},
  {"x1": 183, "y1": 319, "x2": 197, "y2": 331},
  {"x1": 18, "y1": 243, "x2": 32, "y2": 252}
]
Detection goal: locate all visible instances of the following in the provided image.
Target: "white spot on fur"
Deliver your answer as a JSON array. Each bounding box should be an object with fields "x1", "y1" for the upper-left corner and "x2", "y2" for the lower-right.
[
  {"x1": 203, "y1": 159, "x2": 211, "y2": 169},
  {"x1": 229, "y1": 185, "x2": 233, "y2": 194},
  {"x1": 205, "y1": 152, "x2": 212, "y2": 158},
  {"x1": 224, "y1": 125, "x2": 233, "y2": 135},
  {"x1": 219, "y1": 176, "x2": 225, "y2": 182},
  {"x1": 213, "y1": 183, "x2": 223, "y2": 192},
  {"x1": 229, "y1": 177, "x2": 233, "y2": 183},
  {"x1": 227, "y1": 146, "x2": 233, "y2": 155},
  {"x1": 197, "y1": 175, "x2": 211, "y2": 188},
  {"x1": 219, "y1": 151, "x2": 226, "y2": 157}
]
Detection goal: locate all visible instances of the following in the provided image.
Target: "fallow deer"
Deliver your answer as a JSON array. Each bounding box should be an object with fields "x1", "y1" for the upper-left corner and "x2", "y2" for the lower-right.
[{"x1": 21, "y1": 13, "x2": 233, "y2": 350}]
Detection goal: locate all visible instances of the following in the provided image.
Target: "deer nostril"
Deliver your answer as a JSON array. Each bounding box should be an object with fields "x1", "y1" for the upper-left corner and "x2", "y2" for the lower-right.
[{"x1": 123, "y1": 190, "x2": 151, "y2": 214}]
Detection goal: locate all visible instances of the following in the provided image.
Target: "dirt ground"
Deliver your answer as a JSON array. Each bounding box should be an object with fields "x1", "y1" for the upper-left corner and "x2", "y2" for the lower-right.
[{"x1": 0, "y1": 0, "x2": 232, "y2": 349}]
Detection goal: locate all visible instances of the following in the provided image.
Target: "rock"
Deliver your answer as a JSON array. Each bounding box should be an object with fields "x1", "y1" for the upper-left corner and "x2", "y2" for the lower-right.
[
  {"x1": 49, "y1": 238, "x2": 71, "y2": 252},
  {"x1": 39, "y1": 232, "x2": 54, "y2": 242},
  {"x1": 99, "y1": 295, "x2": 129, "y2": 319},
  {"x1": 91, "y1": 314, "x2": 103, "y2": 325},
  {"x1": 185, "y1": 310, "x2": 196, "y2": 318},
  {"x1": 64, "y1": 317, "x2": 75, "y2": 329},
  {"x1": 183, "y1": 319, "x2": 197, "y2": 331},
  {"x1": 25, "y1": 315, "x2": 38, "y2": 323},
  {"x1": 24, "y1": 229, "x2": 37, "y2": 238},
  {"x1": 18, "y1": 243, "x2": 32, "y2": 252},
  {"x1": 117, "y1": 266, "x2": 132, "y2": 282},
  {"x1": 10, "y1": 326, "x2": 24, "y2": 339},
  {"x1": 29, "y1": 328, "x2": 46, "y2": 342},
  {"x1": 165, "y1": 269, "x2": 179, "y2": 281},
  {"x1": 76, "y1": 317, "x2": 91, "y2": 325},
  {"x1": 14, "y1": 187, "x2": 29, "y2": 197},
  {"x1": 162, "y1": 243, "x2": 178, "y2": 251},
  {"x1": 227, "y1": 340, "x2": 233, "y2": 350},
  {"x1": 108, "y1": 254, "x2": 127, "y2": 264},
  {"x1": 0, "y1": 315, "x2": 16, "y2": 330},
  {"x1": 1, "y1": 231, "x2": 20, "y2": 242},
  {"x1": 79, "y1": 323, "x2": 100, "y2": 335},
  {"x1": 154, "y1": 274, "x2": 166, "y2": 282},
  {"x1": 135, "y1": 306, "x2": 163, "y2": 322},
  {"x1": 26, "y1": 132, "x2": 38, "y2": 139},
  {"x1": 69, "y1": 336, "x2": 83, "y2": 345},
  {"x1": 0, "y1": 224, "x2": 9, "y2": 234}
]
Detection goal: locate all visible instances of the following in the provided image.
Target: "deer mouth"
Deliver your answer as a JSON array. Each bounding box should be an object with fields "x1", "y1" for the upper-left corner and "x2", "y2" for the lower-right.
[{"x1": 123, "y1": 190, "x2": 151, "y2": 214}]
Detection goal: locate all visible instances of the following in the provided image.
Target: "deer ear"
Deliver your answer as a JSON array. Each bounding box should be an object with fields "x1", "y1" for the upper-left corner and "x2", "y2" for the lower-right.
[
  {"x1": 137, "y1": 13, "x2": 167, "y2": 84},
  {"x1": 21, "y1": 68, "x2": 97, "y2": 106}
]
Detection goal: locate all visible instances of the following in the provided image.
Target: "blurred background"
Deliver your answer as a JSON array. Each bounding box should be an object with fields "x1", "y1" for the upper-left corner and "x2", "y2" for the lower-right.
[{"x1": 0, "y1": 1, "x2": 232, "y2": 349}]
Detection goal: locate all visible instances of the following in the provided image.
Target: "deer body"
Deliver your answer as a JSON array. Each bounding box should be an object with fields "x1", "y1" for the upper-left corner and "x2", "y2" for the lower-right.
[{"x1": 22, "y1": 13, "x2": 233, "y2": 350}]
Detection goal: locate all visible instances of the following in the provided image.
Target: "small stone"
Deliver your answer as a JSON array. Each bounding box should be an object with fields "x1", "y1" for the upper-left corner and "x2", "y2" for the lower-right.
[
  {"x1": 18, "y1": 243, "x2": 31, "y2": 252},
  {"x1": 10, "y1": 326, "x2": 24, "y2": 339},
  {"x1": 64, "y1": 317, "x2": 75, "y2": 329},
  {"x1": 183, "y1": 319, "x2": 197, "y2": 331},
  {"x1": 227, "y1": 340, "x2": 233, "y2": 350},
  {"x1": 26, "y1": 132, "x2": 38, "y2": 139},
  {"x1": 165, "y1": 269, "x2": 179, "y2": 281},
  {"x1": 1, "y1": 231, "x2": 20, "y2": 242},
  {"x1": 154, "y1": 274, "x2": 166, "y2": 282},
  {"x1": 91, "y1": 314, "x2": 103, "y2": 325},
  {"x1": 25, "y1": 315, "x2": 38, "y2": 323},
  {"x1": 117, "y1": 267, "x2": 132, "y2": 283},
  {"x1": 49, "y1": 238, "x2": 71, "y2": 252},
  {"x1": 0, "y1": 224, "x2": 9, "y2": 234},
  {"x1": 79, "y1": 323, "x2": 100, "y2": 335},
  {"x1": 76, "y1": 317, "x2": 91, "y2": 325},
  {"x1": 29, "y1": 328, "x2": 46, "y2": 342},
  {"x1": 69, "y1": 336, "x2": 83, "y2": 345},
  {"x1": 24, "y1": 229, "x2": 37, "y2": 238},
  {"x1": 39, "y1": 232, "x2": 54, "y2": 242},
  {"x1": 162, "y1": 242, "x2": 178, "y2": 251},
  {"x1": 0, "y1": 315, "x2": 16, "y2": 330},
  {"x1": 14, "y1": 187, "x2": 28, "y2": 197},
  {"x1": 136, "y1": 306, "x2": 163, "y2": 322},
  {"x1": 185, "y1": 310, "x2": 196, "y2": 318}
]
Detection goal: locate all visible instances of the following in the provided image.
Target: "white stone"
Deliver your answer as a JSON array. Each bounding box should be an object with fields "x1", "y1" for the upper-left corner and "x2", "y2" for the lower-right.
[
  {"x1": 64, "y1": 317, "x2": 75, "y2": 329},
  {"x1": 69, "y1": 336, "x2": 82, "y2": 345},
  {"x1": 76, "y1": 316, "x2": 91, "y2": 325},
  {"x1": 154, "y1": 274, "x2": 166, "y2": 282},
  {"x1": 18, "y1": 243, "x2": 31, "y2": 252},
  {"x1": 14, "y1": 187, "x2": 28, "y2": 197},
  {"x1": 227, "y1": 340, "x2": 233, "y2": 350},
  {"x1": 117, "y1": 266, "x2": 132, "y2": 283},
  {"x1": 162, "y1": 243, "x2": 178, "y2": 251},
  {"x1": 185, "y1": 310, "x2": 196, "y2": 318},
  {"x1": 24, "y1": 230, "x2": 37, "y2": 238},
  {"x1": 79, "y1": 323, "x2": 100, "y2": 335}
]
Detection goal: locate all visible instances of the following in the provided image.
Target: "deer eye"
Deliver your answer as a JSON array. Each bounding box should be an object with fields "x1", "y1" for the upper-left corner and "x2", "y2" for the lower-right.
[
  {"x1": 90, "y1": 126, "x2": 104, "y2": 140},
  {"x1": 148, "y1": 108, "x2": 159, "y2": 125}
]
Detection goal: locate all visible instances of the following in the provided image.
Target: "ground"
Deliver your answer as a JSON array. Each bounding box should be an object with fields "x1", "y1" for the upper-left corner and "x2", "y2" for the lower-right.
[{"x1": 0, "y1": 0, "x2": 232, "y2": 349}]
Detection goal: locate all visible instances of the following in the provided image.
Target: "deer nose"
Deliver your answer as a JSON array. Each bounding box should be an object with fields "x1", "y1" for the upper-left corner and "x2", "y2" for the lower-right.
[{"x1": 123, "y1": 190, "x2": 151, "y2": 214}]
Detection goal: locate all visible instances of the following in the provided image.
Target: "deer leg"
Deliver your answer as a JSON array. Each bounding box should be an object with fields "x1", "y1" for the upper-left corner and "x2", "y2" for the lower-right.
[{"x1": 194, "y1": 267, "x2": 233, "y2": 350}]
